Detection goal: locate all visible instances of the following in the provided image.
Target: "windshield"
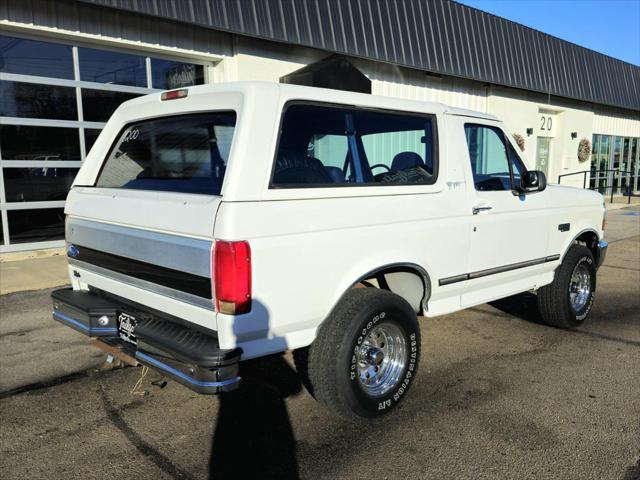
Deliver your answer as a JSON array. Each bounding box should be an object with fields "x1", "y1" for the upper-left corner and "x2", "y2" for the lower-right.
[{"x1": 96, "y1": 112, "x2": 236, "y2": 195}]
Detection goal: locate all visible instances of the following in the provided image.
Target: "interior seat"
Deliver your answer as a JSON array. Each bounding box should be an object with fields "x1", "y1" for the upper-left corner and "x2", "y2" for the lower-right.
[
  {"x1": 273, "y1": 151, "x2": 331, "y2": 184},
  {"x1": 391, "y1": 152, "x2": 424, "y2": 171},
  {"x1": 325, "y1": 166, "x2": 346, "y2": 183}
]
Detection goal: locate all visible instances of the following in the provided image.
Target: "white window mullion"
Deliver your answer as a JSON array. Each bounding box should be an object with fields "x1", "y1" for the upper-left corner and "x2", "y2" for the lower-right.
[
  {"x1": 146, "y1": 56, "x2": 153, "y2": 88},
  {"x1": 0, "y1": 72, "x2": 158, "y2": 95},
  {"x1": 72, "y1": 46, "x2": 87, "y2": 161},
  {"x1": 0, "y1": 144, "x2": 9, "y2": 246}
]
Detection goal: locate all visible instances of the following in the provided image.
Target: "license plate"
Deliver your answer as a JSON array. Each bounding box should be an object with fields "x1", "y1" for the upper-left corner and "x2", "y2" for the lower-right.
[{"x1": 117, "y1": 312, "x2": 137, "y2": 345}]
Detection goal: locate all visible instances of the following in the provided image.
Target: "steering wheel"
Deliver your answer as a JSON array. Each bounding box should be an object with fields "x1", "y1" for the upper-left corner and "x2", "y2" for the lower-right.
[{"x1": 370, "y1": 164, "x2": 391, "y2": 173}]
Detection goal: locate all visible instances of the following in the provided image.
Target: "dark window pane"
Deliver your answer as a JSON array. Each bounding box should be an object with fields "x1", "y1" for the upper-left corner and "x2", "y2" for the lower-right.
[
  {"x1": 0, "y1": 35, "x2": 74, "y2": 79},
  {"x1": 82, "y1": 89, "x2": 141, "y2": 122},
  {"x1": 97, "y1": 112, "x2": 236, "y2": 195},
  {"x1": 3, "y1": 168, "x2": 78, "y2": 202},
  {"x1": 0, "y1": 125, "x2": 80, "y2": 160},
  {"x1": 1, "y1": 216, "x2": 3, "y2": 244},
  {"x1": 273, "y1": 104, "x2": 436, "y2": 187},
  {"x1": 84, "y1": 128, "x2": 102, "y2": 154},
  {"x1": 78, "y1": 47, "x2": 147, "y2": 86},
  {"x1": 0, "y1": 81, "x2": 77, "y2": 120},
  {"x1": 151, "y1": 59, "x2": 205, "y2": 89},
  {"x1": 7, "y1": 208, "x2": 65, "y2": 244}
]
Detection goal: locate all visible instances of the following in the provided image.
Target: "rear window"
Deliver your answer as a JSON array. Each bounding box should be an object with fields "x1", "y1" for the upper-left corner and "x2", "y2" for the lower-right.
[
  {"x1": 96, "y1": 112, "x2": 236, "y2": 195},
  {"x1": 271, "y1": 103, "x2": 437, "y2": 187}
]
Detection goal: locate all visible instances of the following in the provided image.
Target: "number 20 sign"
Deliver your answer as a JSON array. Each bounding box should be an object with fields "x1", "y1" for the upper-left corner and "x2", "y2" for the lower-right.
[{"x1": 538, "y1": 113, "x2": 556, "y2": 138}]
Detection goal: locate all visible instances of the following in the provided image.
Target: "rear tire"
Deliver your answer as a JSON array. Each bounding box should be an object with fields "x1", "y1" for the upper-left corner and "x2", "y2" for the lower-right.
[
  {"x1": 306, "y1": 288, "x2": 420, "y2": 421},
  {"x1": 537, "y1": 244, "x2": 596, "y2": 328}
]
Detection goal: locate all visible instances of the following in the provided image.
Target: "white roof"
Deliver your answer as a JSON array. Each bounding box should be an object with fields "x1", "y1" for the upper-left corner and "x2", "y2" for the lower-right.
[{"x1": 168, "y1": 81, "x2": 499, "y2": 121}]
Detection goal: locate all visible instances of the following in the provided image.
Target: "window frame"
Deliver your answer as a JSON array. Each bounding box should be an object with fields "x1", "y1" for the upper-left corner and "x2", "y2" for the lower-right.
[
  {"x1": 463, "y1": 122, "x2": 528, "y2": 193},
  {"x1": 92, "y1": 110, "x2": 237, "y2": 196},
  {"x1": 0, "y1": 30, "x2": 212, "y2": 251},
  {"x1": 268, "y1": 100, "x2": 439, "y2": 189}
]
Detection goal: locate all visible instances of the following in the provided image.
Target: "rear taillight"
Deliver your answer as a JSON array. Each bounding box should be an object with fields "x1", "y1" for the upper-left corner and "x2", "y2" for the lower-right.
[{"x1": 213, "y1": 240, "x2": 252, "y2": 315}]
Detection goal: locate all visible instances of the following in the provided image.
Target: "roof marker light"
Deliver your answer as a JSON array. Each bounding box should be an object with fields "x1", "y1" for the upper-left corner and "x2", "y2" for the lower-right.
[{"x1": 161, "y1": 89, "x2": 188, "y2": 101}]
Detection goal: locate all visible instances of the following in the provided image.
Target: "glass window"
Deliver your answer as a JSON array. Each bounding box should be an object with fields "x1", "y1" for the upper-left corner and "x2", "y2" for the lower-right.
[
  {"x1": 151, "y1": 59, "x2": 205, "y2": 89},
  {"x1": 464, "y1": 124, "x2": 519, "y2": 191},
  {"x1": 81, "y1": 89, "x2": 141, "y2": 122},
  {"x1": 0, "y1": 125, "x2": 80, "y2": 160},
  {"x1": 0, "y1": 35, "x2": 74, "y2": 79},
  {"x1": 272, "y1": 103, "x2": 437, "y2": 187},
  {"x1": 1, "y1": 216, "x2": 3, "y2": 244},
  {"x1": 3, "y1": 168, "x2": 78, "y2": 202},
  {"x1": 78, "y1": 47, "x2": 147, "y2": 86},
  {"x1": 0, "y1": 81, "x2": 77, "y2": 120},
  {"x1": 7, "y1": 208, "x2": 65, "y2": 244},
  {"x1": 84, "y1": 129, "x2": 102, "y2": 155},
  {"x1": 96, "y1": 112, "x2": 236, "y2": 195}
]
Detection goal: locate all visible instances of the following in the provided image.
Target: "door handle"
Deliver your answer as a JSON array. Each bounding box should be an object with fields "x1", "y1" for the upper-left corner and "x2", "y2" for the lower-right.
[{"x1": 472, "y1": 205, "x2": 493, "y2": 215}]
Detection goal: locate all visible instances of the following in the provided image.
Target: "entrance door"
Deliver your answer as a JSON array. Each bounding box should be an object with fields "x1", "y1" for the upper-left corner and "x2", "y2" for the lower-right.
[{"x1": 535, "y1": 137, "x2": 551, "y2": 176}]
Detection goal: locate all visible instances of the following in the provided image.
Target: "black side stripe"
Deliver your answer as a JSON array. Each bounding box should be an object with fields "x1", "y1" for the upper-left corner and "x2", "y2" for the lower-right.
[{"x1": 439, "y1": 255, "x2": 560, "y2": 286}]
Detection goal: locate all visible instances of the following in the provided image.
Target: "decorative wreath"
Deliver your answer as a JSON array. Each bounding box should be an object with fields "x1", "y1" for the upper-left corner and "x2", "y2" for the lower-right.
[
  {"x1": 578, "y1": 138, "x2": 591, "y2": 163},
  {"x1": 512, "y1": 133, "x2": 525, "y2": 152}
]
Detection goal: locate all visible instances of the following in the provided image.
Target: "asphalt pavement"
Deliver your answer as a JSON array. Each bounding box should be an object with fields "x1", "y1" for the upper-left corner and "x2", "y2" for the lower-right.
[{"x1": 0, "y1": 206, "x2": 638, "y2": 480}]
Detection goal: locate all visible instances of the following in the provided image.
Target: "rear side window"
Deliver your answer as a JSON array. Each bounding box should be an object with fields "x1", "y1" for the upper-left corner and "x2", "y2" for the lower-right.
[
  {"x1": 272, "y1": 103, "x2": 437, "y2": 187},
  {"x1": 96, "y1": 112, "x2": 235, "y2": 195}
]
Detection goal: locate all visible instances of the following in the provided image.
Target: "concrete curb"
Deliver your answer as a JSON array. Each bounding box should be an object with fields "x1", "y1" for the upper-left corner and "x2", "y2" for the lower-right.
[{"x1": 0, "y1": 255, "x2": 69, "y2": 295}]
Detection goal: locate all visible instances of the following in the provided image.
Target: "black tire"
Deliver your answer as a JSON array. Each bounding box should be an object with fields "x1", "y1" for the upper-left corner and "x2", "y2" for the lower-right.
[
  {"x1": 537, "y1": 244, "x2": 597, "y2": 329},
  {"x1": 306, "y1": 288, "x2": 420, "y2": 421}
]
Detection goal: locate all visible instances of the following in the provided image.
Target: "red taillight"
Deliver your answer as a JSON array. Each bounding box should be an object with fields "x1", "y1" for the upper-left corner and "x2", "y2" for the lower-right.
[
  {"x1": 161, "y1": 89, "x2": 188, "y2": 101},
  {"x1": 213, "y1": 240, "x2": 252, "y2": 315}
]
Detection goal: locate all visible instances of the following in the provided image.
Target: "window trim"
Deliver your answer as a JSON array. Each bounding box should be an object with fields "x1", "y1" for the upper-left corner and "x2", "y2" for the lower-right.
[
  {"x1": 464, "y1": 122, "x2": 528, "y2": 193},
  {"x1": 268, "y1": 100, "x2": 439, "y2": 189},
  {"x1": 92, "y1": 110, "x2": 237, "y2": 196}
]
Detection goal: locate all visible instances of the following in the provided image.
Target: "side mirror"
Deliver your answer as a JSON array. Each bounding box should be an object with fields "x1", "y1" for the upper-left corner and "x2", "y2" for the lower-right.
[{"x1": 520, "y1": 170, "x2": 547, "y2": 194}]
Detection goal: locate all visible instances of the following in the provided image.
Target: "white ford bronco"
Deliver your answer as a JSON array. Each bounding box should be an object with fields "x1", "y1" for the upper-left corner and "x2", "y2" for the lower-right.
[{"x1": 52, "y1": 82, "x2": 607, "y2": 420}]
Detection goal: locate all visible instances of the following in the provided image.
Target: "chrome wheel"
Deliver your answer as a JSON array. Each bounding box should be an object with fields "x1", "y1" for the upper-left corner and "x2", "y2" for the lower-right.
[
  {"x1": 569, "y1": 263, "x2": 591, "y2": 312},
  {"x1": 357, "y1": 322, "x2": 407, "y2": 397}
]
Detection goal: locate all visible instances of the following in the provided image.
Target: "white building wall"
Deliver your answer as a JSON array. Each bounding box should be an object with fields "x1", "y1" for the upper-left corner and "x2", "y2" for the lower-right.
[
  {"x1": 358, "y1": 62, "x2": 488, "y2": 112},
  {"x1": 487, "y1": 86, "x2": 595, "y2": 186},
  {"x1": 592, "y1": 107, "x2": 640, "y2": 137}
]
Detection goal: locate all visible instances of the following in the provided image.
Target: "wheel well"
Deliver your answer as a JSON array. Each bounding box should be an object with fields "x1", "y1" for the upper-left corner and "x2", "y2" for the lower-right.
[
  {"x1": 574, "y1": 230, "x2": 599, "y2": 262},
  {"x1": 354, "y1": 265, "x2": 430, "y2": 315}
]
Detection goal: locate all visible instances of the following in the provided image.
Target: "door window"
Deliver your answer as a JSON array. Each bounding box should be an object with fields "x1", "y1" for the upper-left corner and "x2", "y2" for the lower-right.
[{"x1": 464, "y1": 124, "x2": 524, "y2": 191}]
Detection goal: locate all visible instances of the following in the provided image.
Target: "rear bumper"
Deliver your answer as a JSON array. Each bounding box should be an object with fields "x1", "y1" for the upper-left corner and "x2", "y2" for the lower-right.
[
  {"x1": 51, "y1": 288, "x2": 241, "y2": 394},
  {"x1": 596, "y1": 240, "x2": 608, "y2": 269}
]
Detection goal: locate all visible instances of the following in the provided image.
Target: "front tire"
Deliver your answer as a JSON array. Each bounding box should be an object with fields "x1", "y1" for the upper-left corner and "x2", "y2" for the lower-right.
[
  {"x1": 537, "y1": 244, "x2": 597, "y2": 328},
  {"x1": 306, "y1": 288, "x2": 420, "y2": 421}
]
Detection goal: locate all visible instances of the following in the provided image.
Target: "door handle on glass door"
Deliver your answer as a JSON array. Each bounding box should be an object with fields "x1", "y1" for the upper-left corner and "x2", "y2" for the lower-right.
[{"x1": 472, "y1": 205, "x2": 493, "y2": 215}]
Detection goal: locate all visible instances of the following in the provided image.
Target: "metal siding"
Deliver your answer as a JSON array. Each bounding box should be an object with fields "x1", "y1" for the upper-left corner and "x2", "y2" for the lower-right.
[
  {"x1": 11, "y1": 0, "x2": 640, "y2": 110},
  {"x1": 1, "y1": 0, "x2": 233, "y2": 57}
]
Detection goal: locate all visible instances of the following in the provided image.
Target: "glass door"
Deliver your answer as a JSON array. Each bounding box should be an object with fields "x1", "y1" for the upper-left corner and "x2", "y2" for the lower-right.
[
  {"x1": 590, "y1": 134, "x2": 599, "y2": 189},
  {"x1": 535, "y1": 137, "x2": 551, "y2": 176},
  {"x1": 598, "y1": 135, "x2": 611, "y2": 194},
  {"x1": 610, "y1": 136, "x2": 622, "y2": 195},
  {"x1": 632, "y1": 138, "x2": 639, "y2": 193},
  {"x1": 621, "y1": 138, "x2": 631, "y2": 194}
]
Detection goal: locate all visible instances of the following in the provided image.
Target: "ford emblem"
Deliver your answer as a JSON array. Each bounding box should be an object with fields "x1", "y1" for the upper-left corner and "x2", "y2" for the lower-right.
[{"x1": 67, "y1": 244, "x2": 80, "y2": 258}]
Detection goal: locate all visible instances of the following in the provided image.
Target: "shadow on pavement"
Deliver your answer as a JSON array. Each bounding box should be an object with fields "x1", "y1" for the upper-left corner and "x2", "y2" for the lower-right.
[
  {"x1": 488, "y1": 291, "x2": 545, "y2": 325},
  {"x1": 209, "y1": 354, "x2": 302, "y2": 480}
]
